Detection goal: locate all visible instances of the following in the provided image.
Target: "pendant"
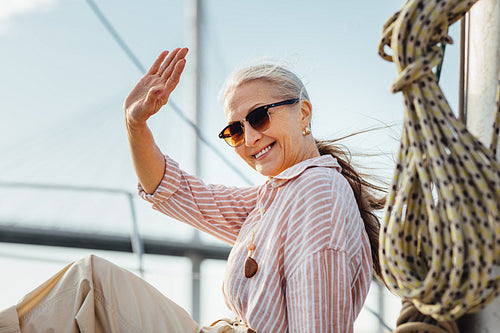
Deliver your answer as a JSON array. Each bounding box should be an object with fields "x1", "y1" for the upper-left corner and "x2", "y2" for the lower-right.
[
  {"x1": 244, "y1": 256, "x2": 258, "y2": 278},
  {"x1": 245, "y1": 230, "x2": 258, "y2": 278}
]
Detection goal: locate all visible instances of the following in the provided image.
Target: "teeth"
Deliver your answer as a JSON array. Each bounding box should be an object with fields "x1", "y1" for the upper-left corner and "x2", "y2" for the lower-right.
[{"x1": 255, "y1": 145, "x2": 272, "y2": 159}]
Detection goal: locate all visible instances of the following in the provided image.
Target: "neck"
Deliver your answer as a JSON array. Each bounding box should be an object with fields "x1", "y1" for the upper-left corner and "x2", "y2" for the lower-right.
[{"x1": 304, "y1": 136, "x2": 321, "y2": 159}]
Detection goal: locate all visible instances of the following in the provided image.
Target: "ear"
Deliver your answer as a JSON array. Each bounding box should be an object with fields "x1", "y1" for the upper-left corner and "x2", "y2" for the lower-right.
[{"x1": 298, "y1": 99, "x2": 313, "y2": 128}]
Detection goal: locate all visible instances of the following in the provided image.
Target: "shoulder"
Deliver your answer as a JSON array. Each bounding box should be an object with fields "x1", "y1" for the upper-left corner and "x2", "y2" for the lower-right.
[
  {"x1": 279, "y1": 158, "x2": 363, "y2": 252},
  {"x1": 294, "y1": 161, "x2": 347, "y2": 189},
  {"x1": 285, "y1": 161, "x2": 355, "y2": 214}
]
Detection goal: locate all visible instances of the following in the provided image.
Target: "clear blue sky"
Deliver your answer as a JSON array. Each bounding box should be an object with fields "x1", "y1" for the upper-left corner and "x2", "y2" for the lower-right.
[{"x1": 0, "y1": 0, "x2": 462, "y2": 329}]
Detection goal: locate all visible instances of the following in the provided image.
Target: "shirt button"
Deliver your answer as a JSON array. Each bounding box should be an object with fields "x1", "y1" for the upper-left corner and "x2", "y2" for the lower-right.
[{"x1": 259, "y1": 207, "x2": 266, "y2": 214}]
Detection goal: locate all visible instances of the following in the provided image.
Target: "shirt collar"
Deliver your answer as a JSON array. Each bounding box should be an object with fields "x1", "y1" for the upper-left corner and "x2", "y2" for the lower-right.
[{"x1": 266, "y1": 155, "x2": 341, "y2": 188}]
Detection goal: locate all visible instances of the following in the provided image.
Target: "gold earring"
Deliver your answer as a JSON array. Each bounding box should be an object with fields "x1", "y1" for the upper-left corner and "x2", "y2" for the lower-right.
[{"x1": 302, "y1": 127, "x2": 311, "y2": 136}]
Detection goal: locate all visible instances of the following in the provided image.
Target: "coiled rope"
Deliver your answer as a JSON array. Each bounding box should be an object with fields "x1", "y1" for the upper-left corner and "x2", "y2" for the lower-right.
[
  {"x1": 394, "y1": 300, "x2": 459, "y2": 333},
  {"x1": 378, "y1": 0, "x2": 500, "y2": 326}
]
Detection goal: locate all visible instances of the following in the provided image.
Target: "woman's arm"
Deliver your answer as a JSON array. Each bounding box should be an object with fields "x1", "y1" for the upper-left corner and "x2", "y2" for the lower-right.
[
  {"x1": 124, "y1": 48, "x2": 188, "y2": 194},
  {"x1": 124, "y1": 49, "x2": 259, "y2": 243},
  {"x1": 140, "y1": 155, "x2": 260, "y2": 244}
]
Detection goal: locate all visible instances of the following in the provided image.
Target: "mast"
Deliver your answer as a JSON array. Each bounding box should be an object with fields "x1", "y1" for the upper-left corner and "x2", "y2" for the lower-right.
[
  {"x1": 184, "y1": 0, "x2": 203, "y2": 324},
  {"x1": 459, "y1": 0, "x2": 500, "y2": 329}
]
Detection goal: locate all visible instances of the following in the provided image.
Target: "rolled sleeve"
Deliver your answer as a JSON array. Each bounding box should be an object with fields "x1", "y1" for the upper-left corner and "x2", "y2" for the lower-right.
[{"x1": 138, "y1": 155, "x2": 181, "y2": 204}]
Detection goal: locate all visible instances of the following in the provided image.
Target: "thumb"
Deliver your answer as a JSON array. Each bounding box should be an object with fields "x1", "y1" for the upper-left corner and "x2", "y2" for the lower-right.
[{"x1": 144, "y1": 85, "x2": 169, "y2": 114}]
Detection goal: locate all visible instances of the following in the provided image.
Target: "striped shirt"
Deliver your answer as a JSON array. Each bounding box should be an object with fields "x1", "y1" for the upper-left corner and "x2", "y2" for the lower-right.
[{"x1": 140, "y1": 154, "x2": 372, "y2": 332}]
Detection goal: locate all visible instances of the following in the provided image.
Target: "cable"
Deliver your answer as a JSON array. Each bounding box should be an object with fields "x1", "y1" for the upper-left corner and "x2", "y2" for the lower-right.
[
  {"x1": 85, "y1": 0, "x2": 253, "y2": 186},
  {"x1": 378, "y1": 0, "x2": 500, "y2": 325},
  {"x1": 363, "y1": 305, "x2": 394, "y2": 332},
  {"x1": 434, "y1": 28, "x2": 448, "y2": 82},
  {"x1": 491, "y1": 73, "x2": 500, "y2": 157}
]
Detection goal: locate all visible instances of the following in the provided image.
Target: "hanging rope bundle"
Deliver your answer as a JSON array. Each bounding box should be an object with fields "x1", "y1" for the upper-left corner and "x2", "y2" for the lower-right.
[
  {"x1": 378, "y1": 0, "x2": 500, "y2": 323},
  {"x1": 394, "y1": 300, "x2": 459, "y2": 333}
]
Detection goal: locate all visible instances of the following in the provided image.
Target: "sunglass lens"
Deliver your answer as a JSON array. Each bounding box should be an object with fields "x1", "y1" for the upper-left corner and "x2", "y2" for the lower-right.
[
  {"x1": 247, "y1": 107, "x2": 270, "y2": 132},
  {"x1": 225, "y1": 123, "x2": 244, "y2": 147}
]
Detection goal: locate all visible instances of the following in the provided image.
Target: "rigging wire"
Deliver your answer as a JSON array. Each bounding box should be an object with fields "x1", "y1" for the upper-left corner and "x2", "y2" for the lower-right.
[
  {"x1": 85, "y1": 0, "x2": 253, "y2": 186},
  {"x1": 363, "y1": 305, "x2": 394, "y2": 332}
]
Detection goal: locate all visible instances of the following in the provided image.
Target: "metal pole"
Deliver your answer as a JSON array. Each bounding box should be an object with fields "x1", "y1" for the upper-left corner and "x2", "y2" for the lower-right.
[
  {"x1": 462, "y1": 0, "x2": 500, "y2": 142},
  {"x1": 459, "y1": 0, "x2": 500, "y2": 330},
  {"x1": 458, "y1": 14, "x2": 470, "y2": 123},
  {"x1": 127, "y1": 193, "x2": 145, "y2": 277},
  {"x1": 184, "y1": 0, "x2": 203, "y2": 177},
  {"x1": 185, "y1": 0, "x2": 204, "y2": 323},
  {"x1": 191, "y1": 254, "x2": 202, "y2": 324},
  {"x1": 378, "y1": 282, "x2": 384, "y2": 333}
]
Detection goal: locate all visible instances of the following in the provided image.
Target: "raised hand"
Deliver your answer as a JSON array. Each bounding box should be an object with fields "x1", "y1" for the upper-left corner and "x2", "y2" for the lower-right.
[{"x1": 124, "y1": 48, "x2": 188, "y2": 126}]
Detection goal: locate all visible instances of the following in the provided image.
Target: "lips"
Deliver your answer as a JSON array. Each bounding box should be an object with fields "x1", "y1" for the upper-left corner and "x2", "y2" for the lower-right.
[{"x1": 254, "y1": 143, "x2": 274, "y2": 159}]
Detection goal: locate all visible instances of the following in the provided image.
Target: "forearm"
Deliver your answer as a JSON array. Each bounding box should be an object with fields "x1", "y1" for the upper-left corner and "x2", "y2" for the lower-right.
[
  {"x1": 126, "y1": 120, "x2": 165, "y2": 194},
  {"x1": 123, "y1": 48, "x2": 188, "y2": 194}
]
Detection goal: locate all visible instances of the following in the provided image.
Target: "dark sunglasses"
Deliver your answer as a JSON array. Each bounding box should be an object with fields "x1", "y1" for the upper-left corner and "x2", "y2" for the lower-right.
[{"x1": 218, "y1": 98, "x2": 299, "y2": 147}]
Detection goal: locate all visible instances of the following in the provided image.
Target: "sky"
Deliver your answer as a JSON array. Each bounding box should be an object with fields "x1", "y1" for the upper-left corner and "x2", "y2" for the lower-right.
[{"x1": 0, "y1": 0, "x2": 463, "y2": 330}]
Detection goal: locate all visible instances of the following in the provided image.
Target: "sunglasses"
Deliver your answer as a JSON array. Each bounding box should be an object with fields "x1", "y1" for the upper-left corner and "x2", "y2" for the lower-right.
[{"x1": 218, "y1": 98, "x2": 299, "y2": 147}]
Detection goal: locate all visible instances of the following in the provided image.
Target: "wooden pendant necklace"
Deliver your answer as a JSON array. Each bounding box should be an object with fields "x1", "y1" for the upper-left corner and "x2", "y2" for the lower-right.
[{"x1": 244, "y1": 230, "x2": 258, "y2": 278}]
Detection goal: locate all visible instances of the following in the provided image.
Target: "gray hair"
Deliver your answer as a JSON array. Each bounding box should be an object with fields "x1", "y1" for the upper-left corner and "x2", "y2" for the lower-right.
[{"x1": 219, "y1": 64, "x2": 310, "y2": 107}]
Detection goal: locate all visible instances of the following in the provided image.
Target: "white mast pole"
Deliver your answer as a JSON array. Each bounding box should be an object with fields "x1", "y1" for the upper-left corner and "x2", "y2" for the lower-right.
[
  {"x1": 460, "y1": 0, "x2": 500, "y2": 329},
  {"x1": 184, "y1": 0, "x2": 203, "y2": 324}
]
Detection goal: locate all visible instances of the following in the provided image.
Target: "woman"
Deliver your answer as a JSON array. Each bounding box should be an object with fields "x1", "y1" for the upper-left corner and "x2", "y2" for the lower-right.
[
  {"x1": 0, "y1": 48, "x2": 384, "y2": 332},
  {"x1": 125, "y1": 47, "x2": 384, "y2": 331}
]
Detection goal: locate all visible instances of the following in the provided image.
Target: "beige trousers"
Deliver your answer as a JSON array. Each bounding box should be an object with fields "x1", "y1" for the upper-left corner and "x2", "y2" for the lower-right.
[{"x1": 0, "y1": 255, "x2": 253, "y2": 333}]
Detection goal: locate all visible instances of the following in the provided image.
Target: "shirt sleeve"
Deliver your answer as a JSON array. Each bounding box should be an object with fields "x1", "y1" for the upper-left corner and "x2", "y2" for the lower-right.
[
  {"x1": 139, "y1": 155, "x2": 260, "y2": 244},
  {"x1": 286, "y1": 249, "x2": 355, "y2": 333}
]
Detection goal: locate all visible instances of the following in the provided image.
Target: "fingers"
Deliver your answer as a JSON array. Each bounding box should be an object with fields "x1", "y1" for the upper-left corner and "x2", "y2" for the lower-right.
[
  {"x1": 157, "y1": 48, "x2": 180, "y2": 75},
  {"x1": 143, "y1": 57, "x2": 186, "y2": 115},
  {"x1": 146, "y1": 50, "x2": 169, "y2": 76},
  {"x1": 158, "y1": 47, "x2": 188, "y2": 77},
  {"x1": 135, "y1": 47, "x2": 187, "y2": 118},
  {"x1": 165, "y1": 58, "x2": 186, "y2": 94}
]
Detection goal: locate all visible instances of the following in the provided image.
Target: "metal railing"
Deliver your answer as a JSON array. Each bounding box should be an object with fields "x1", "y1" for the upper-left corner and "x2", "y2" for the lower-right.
[{"x1": 0, "y1": 181, "x2": 230, "y2": 322}]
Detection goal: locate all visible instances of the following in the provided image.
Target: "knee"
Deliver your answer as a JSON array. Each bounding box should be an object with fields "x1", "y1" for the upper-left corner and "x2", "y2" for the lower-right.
[
  {"x1": 85, "y1": 254, "x2": 112, "y2": 270},
  {"x1": 72, "y1": 254, "x2": 106, "y2": 271},
  {"x1": 86, "y1": 254, "x2": 123, "y2": 275},
  {"x1": 69, "y1": 254, "x2": 120, "y2": 284},
  {"x1": 81, "y1": 254, "x2": 140, "y2": 290}
]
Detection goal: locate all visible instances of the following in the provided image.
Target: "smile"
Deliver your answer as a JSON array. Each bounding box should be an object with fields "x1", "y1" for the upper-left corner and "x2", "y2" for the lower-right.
[{"x1": 254, "y1": 143, "x2": 274, "y2": 159}]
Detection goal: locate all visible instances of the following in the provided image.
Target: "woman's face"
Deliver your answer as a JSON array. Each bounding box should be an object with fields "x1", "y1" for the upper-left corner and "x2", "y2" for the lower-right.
[{"x1": 224, "y1": 79, "x2": 315, "y2": 177}]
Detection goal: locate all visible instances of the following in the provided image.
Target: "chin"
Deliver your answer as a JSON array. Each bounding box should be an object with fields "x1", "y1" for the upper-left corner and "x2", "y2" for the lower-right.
[{"x1": 255, "y1": 165, "x2": 279, "y2": 178}]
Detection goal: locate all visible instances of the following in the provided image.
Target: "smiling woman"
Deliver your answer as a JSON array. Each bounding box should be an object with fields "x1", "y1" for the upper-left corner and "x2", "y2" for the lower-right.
[
  {"x1": 0, "y1": 0, "x2": 455, "y2": 331},
  {"x1": 128, "y1": 50, "x2": 386, "y2": 332},
  {"x1": 0, "y1": 47, "x2": 387, "y2": 333}
]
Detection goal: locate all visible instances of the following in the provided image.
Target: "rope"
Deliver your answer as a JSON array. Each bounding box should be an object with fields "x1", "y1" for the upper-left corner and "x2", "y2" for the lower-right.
[
  {"x1": 393, "y1": 300, "x2": 459, "y2": 333},
  {"x1": 378, "y1": 0, "x2": 500, "y2": 324}
]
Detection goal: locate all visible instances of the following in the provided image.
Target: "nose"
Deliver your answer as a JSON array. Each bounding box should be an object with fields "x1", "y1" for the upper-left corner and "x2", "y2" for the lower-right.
[{"x1": 243, "y1": 121, "x2": 262, "y2": 147}]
